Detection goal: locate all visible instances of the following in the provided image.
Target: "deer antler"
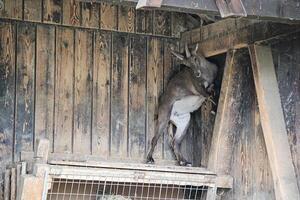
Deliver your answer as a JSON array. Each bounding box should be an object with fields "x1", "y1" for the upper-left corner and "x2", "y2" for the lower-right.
[
  {"x1": 192, "y1": 44, "x2": 199, "y2": 55},
  {"x1": 185, "y1": 43, "x2": 191, "y2": 58}
]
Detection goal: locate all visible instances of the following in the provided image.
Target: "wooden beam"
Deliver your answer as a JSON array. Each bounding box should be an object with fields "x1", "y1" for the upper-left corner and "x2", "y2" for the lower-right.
[
  {"x1": 207, "y1": 49, "x2": 238, "y2": 174},
  {"x1": 249, "y1": 45, "x2": 300, "y2": 200},
  {"x1": 79, "y1": 0, "x2": 300, "y2": 22},
  {"x1": 181, "y1": 19, "x2": 300, "y2": 57},
  {"x1": 136, "y1": 0, "x2": 163, "y2": 9}
]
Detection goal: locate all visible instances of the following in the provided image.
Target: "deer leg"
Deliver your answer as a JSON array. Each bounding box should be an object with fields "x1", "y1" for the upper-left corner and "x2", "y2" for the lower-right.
[
  {"x1": 146, "y1": 112, "x2": 169, "y2": 164},
  {"x1": 171, "y1": 113, "x2": 191, "y2": 166}
]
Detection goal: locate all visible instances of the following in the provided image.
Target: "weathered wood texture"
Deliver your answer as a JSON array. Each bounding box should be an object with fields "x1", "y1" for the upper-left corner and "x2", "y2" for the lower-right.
[
  {"x1": 0, "y1": 19, "x2": 178, "y2": 165},
  {"x1": 208, "y1": 50, "x2": 243, "y2": 175},
  {"x1": 213, "y1": 49, "x2": 276, "y2": 200},
  {"x1": 271, "y1": 38, "x2": 300, "y2": 192},
  {"x1": 0, "y1": 22, "x2": 15, "y2": 198},
  {"x1": 249, "y1": 44, "x2": 300, "y2": 200},
  {"x1": 181, "y1": 18, "x2": 300, "y2": 57},
  {"x1": 35, "y1": 25, "x2": 55, "y2": 148},
  {"x1": 0, "y1": 1, "x2": 192, "y2": 38}
]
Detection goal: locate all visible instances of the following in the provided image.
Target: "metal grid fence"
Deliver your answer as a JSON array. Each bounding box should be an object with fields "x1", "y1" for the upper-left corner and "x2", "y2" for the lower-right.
[
  {"x1": 45, "y1": 163, "x2": 215, "y2": 200},
  {"x1": 47, "y1": 177, "x2": 208, "y2": 200}
]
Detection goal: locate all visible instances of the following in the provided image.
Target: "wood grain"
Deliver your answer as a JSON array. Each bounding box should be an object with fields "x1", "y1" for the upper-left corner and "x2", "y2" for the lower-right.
[
  {"x1": 92, "y1": 31, "x2": 111, "y2": 157},
  {"x1": 0, "y1": 0, "x2": 23, "y2": 19},
  {"x1": 54, "y1": 27, "x2": 74, "y2": 153},
  {"x1": 81, "y1": 2, "x2": 100, "y2": 28},
  {"x1": 15, "y1": 23, "x2": 36, "y2": 156},
  {"x1": 111, "y1": 32, "x2": 129, "y2": 158},
  {"x1": 154, "y1": 10, "x2": 171, "y2": 36},
  {"x1": 73, "y1": 29, "x2": 93, "y2": 155},
  {"x1": 129, "y1": 36, "x2": 147, "y2": 159},
  {"x1": 147, "y1": 37, "x2": 164, "y2": 160},
  {"x1": 249, "y1": 44, "x2": 300, "y2": 200},
  {"x1": 0, "y1": 23, "x2": 15, "y2": 193},
  {"x1": 35, "y1": 25, "x2": 55, "y2": 148},
  {"x1": 118, "y1": 6, "x2": 135, "y2": 33},
  {"x1": 43, "y1": 0, "x2": 62, "y2": 24},
  {"x1": 100, "y1": 3, "x2": 118, "y2": 31},
  {"x1": 62, "y1": 0, "x2": 80, "y2": 26},
  {"x1": 136, "y1": 10, "x2": 153, "y2": 34},
  {"x1": 24, "y1": 0, "x2": 42, "y2": 22}
]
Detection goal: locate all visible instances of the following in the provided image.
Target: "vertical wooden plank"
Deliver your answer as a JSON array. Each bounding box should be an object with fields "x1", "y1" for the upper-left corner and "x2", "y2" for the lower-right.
[
  {"x1": 62, "y1": 0, "x2": 80, "y2": 26},
  {"x1": 249, "y1": 44, "x2": 300, "y2": 200},
  {"x1": 153, "y1": 10, "x2": 171, "y2": 36},
  {"x1": 24, "y1": 0, "x2": 42, "y2": 22},
  {"x1": 0, "y1": 22, "x2": 15, "y2": 198},
  {"x1": 111, "y1": 32, "x2": 129, "y2": 158},
  {"x1": 73, "y1": 29, "x2": 93, "y2": 155},
  {"x1": 100, "y1": 3, "x2": 118, "y2": 31},
  {"x1": 136, "y1": 10, "x2": 153, "y2": 34},
  {"x1": 118, "y1": 6, "x2": 135, "y2": 33},
  {"x1": 35, "y1": 25, "x2": 55, "y2": 154},
  {"x1": 10, "y1": 167, "x2": 16, "y2": 200},
  {"x1": 128, "y1": 36, "x2": 147, "y2": 159},
  {"x1": 15, "y1": 23, "x2": 36, "y2": 155},
  {"x1": 43, "y1": 0, "x2": 62, "y2": 24},
  {"x1": 147, "y1": 37, "x2": 164, "y2": 160},
  {"x1": 171, "y1": 12, "x2": 189, "y2": 38},
  {"x1": 54, "y1": 27, "x2": 74, "y2": 153},
  {"x1": 4, "y1": 170, "x2": 10, "y2": 200},
  {"x1": 163, "y1": 39, "x2": 178, "y2": 160},
  {"x1": 0, "y1": 0, "x2": 22, "y2": 19},
  {"x1": 81, "y1": 2, "x2": 100, "y2": 29},
  {"x1": 92, "y1": 31, "x2": 111, "y2": 157},
  {"x1": 229, "y1": 52, "x2": 254, "y2": 199},
  {"x1": 35, "y1": 25, "x2": 55, "y2": 148}
]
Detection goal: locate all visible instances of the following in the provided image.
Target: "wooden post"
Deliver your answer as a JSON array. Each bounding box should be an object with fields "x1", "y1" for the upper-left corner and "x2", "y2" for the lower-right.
[
  {"x1": 249, "y1": 45, "x2": 300, "y2": 200},
  {"x1": 17, "y1": 175, "x2": 44, "y2": 200},
  {"x1": 207, "y1": 49, "x2": 237, "y2": 174}
]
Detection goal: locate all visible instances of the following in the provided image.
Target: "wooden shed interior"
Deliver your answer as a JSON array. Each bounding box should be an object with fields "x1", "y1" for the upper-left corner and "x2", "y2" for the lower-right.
[{"x1": 0, "y1": 0, "x2": 299, "y2": 199}]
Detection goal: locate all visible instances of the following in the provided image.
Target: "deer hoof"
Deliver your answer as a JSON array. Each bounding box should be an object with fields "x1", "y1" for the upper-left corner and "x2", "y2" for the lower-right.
[
  {"x1": 186, "y1": 162, "x2": 192, "y2": 167},
  {"x1": 146, "y1": 157, "x2": 155, "y2": 164},
  {"x1": 179, "y1": 161, "x2": 192, "y2": 167}
]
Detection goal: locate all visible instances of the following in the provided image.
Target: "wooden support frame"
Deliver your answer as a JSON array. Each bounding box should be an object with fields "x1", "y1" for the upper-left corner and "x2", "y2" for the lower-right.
[
  {"x1": 249, "y1": 44, "x2": 300, "y2": 200},
  {"x1": 136, "y1": 0, "x2": 163, "y2": 9},
  {"x1": 181, "y1": 19, "x2": 300, "y2": 57}
]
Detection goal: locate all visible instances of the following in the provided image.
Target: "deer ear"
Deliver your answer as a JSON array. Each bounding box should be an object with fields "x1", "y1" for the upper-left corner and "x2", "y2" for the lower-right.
[
  {"x1": 171, "y1": 51, "x2": 184, "y2": 60},
  {"x1": 192, "y1": 44, "x2": 199, "y2": 55}
]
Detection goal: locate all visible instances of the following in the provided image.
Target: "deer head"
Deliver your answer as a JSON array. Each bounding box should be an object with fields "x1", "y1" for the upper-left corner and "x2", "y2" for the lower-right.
[{"x1": 171, "y1": 44, "x2": 218, "y2": 88}]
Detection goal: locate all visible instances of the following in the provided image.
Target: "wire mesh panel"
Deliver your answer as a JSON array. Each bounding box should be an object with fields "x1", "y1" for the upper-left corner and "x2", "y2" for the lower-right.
[{"x1": 45, "y1": 162, "x2": 217, "y2": 200}]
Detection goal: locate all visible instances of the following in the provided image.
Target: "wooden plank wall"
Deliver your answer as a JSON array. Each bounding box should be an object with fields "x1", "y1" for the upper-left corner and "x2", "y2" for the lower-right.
[
  {"x1": 0, "y1": 0, "x2": 190, "y2": 37},
  {"x1": 0, "y1": 19, "x2": 179, "y2": 163},
  {"x1": 0, "y1": 2, "x2": 195, "y2": 197}
]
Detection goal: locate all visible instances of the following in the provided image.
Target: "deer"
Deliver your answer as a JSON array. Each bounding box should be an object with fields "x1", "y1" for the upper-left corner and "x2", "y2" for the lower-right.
[{"x1": 146, "y1": 44, "x2": 218, "y2": 166}]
